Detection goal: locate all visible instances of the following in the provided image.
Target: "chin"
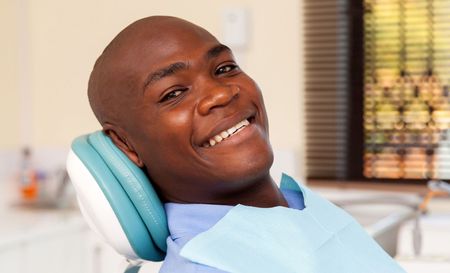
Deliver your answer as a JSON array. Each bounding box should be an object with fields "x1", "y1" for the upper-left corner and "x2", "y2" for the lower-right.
[{"x1": 216, "y1": 144, "x2": 274, "y2": 185}]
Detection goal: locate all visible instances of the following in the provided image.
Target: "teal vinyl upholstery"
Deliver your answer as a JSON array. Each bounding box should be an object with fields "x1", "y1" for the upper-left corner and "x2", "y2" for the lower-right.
[{"x1": 71, "y1": 131, "x2": 168, "y2": 261}]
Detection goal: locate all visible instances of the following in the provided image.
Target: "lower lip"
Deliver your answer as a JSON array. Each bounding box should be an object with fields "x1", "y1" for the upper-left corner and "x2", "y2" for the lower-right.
[{"x1": 204, "y1": 122, "x2": 259, "y2": 149}]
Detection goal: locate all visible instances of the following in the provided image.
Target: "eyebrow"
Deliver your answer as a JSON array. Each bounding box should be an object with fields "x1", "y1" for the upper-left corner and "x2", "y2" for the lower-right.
[
  {"x1": 143, "y1": 44, "x2": 232, "y2": 91},
  {"x1": 205, "y1": 44, "x2": 231, "y2": 60},
  {"x1": 143, "y1": 62, "x2": 188, "y2": 90}
]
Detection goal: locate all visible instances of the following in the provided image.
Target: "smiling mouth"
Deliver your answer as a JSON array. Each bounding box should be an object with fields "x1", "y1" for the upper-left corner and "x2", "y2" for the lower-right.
[{"x1": 202, "y1": 118, "x2": 253, "y2": 147}]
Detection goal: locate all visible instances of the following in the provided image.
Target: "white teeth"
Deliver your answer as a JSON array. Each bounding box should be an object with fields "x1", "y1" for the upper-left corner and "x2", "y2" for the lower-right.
[
  {"x1": 204, "y1": 118, "x2": 251, "y2": 147},
  {"x1": 227, "y1": 127, "x2": 236, "y2": 135}
]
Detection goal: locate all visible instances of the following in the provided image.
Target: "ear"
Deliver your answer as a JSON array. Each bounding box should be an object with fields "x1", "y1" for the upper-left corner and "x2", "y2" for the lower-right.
[{"x1": 102, "y1": 124, "x2": 144, "y2": 168}]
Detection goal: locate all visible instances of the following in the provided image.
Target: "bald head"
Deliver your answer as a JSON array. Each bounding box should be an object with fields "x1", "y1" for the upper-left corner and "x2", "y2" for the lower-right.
[{"x1": 87, "y1": 16, "x2": 217, "y2": 126}]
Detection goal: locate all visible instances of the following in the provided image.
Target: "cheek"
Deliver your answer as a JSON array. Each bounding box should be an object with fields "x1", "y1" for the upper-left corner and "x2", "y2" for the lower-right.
[
  {"x1": 240, "y1": 76, "x2": 264, "y2": 103},
  {"x1": 243, "y1": 79, "x2": 269, "y2": 128},
  {"x1": 142, "y1": 108, "x2": 200, "y2": 190},
  {"x1": 127, "y1": 102, "x2": 193, "y2": 154},
  {"x1": 168, "y1": 108, "x2": 192, "y2": 129},
  {"x1": 149, "y1": 108, "x2": 194, "y2": 161}
]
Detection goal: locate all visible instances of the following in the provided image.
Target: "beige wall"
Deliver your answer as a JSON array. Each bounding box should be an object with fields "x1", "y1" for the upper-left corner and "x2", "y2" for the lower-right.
[
  {"x1": 0, "y1": 0, "x2": 20, "y2": 148},
  {"x1": 2, "y1": 0, "x2": 304, "y2": 168}
]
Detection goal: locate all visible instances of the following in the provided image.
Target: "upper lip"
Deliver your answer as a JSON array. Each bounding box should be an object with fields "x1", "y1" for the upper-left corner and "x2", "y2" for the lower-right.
[{"x1": 197, "y1": 109, "x2": 256, "y2": 147}]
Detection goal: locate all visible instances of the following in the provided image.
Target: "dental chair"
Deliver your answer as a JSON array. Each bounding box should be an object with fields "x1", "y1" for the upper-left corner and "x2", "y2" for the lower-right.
[{"x1": 66, "y1": 131, "x2": 169, "y2": 273}]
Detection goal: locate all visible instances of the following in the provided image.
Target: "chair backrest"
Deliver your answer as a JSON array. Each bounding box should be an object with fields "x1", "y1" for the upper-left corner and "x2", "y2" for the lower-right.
[{"x1": 66, "y1": 131, "x2": 169, "y2": 261}]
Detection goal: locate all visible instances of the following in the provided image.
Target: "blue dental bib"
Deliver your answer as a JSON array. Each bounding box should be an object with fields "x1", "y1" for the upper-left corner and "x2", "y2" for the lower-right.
[{"x1": 179, "y1": 174, "x2": 406, "y2": 273}]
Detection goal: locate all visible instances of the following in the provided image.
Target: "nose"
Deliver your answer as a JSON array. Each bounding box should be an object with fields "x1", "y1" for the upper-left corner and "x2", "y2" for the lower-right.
[{"x1": 197, "y1": 83, "x2": 240, "y2": 116}]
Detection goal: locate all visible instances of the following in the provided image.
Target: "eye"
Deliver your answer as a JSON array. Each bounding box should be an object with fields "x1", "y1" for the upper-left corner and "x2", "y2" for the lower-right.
[
  {"x1": 160, "y1": 88, "x2": 188, "y2": 102},
  {"x1": 215, "y1": 63, "x2": 240, "y2": 75}
]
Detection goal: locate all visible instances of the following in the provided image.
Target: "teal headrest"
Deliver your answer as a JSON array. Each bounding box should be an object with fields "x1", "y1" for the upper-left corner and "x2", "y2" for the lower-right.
[{"x1": 69, "y1": 131, "x2": 169, "y2": 261}]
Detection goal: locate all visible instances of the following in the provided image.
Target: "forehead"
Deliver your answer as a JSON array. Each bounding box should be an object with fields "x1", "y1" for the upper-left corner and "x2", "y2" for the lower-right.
[
  {"x1": 111, "y1": 19, "x2": 220, "y2": 74},
  {"x1": 94, "y1": 18, "x2": 222, "y2": 124}
]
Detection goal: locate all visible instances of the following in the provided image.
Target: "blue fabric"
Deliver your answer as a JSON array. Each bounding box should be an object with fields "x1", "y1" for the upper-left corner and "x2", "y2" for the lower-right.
[
  {"x1": 159, "y1": 178, "x2": 305, "y2": 273},
  {"x1": 179, "y1": 174, "x2": 406, "y2": 273}
]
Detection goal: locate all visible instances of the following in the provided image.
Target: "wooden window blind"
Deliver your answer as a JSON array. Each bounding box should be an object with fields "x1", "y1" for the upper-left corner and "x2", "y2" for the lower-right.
[{"x1": 304, "y1": 0, "x2": 354, "y2": 179}]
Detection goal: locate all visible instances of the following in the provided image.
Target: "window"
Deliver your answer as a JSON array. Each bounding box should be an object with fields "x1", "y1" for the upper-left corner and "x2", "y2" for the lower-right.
[
  {"x1": 364, "y1": 0, "x2": 450, "y2": 180},
  {"x1": 304, "y1": 0, "x2": 450, "y2": 182}
]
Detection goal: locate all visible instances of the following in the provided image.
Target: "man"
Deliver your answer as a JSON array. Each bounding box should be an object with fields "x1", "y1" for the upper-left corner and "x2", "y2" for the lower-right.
[{"x1": 87, "y1": 16, "x2": 405, "y2": 273}]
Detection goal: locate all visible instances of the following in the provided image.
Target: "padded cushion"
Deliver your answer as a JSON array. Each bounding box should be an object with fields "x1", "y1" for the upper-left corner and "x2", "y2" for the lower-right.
[
  {"x1": 67, "y1": 150, "x2": 139, "y2": 260},
  {"x1": 70, "y1": 131, "x2": 168, "y2": 261},
  {"x1": 88, "y1": 132, "x2": 169, "y2": 251}
]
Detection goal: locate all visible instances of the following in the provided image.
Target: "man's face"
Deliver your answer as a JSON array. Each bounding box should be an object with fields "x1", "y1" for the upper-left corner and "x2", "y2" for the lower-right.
[{"x1": 113, "y1": 19, "x2": 273, "y2": 203}]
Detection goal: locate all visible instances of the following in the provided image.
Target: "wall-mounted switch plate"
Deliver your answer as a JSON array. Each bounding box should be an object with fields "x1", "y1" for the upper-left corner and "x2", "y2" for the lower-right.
[{"x1": 222, "y1": 8, "x2": 249, "y2": 48}]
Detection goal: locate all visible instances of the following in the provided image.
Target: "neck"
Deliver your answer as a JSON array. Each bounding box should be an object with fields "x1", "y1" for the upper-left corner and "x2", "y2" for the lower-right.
[
  {"x1": 162, "y1": 173, "x2": 289, "y2": 207},
  {"x1": 213, "y1": 174, "x2": 289, "y2": 208}
]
